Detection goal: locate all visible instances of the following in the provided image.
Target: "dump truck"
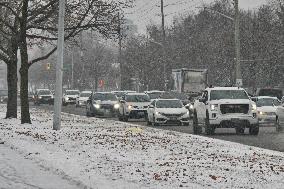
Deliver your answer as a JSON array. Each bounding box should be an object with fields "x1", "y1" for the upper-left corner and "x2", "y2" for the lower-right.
[{"x1": 171, "y1": 68, "x2": 208, "y2": 94}]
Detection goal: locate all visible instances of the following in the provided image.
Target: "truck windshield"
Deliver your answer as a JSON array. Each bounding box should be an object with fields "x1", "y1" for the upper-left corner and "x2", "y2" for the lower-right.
[
  {"x1": 156, "y1": 100, "x2": 183, "y2": 108},
  {"x1": 210, "y1": 90, "x2": 248, "y2": 100}
]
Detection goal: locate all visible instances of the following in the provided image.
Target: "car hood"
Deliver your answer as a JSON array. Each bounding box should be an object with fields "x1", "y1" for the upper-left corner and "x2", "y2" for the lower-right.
[
  {"x1": 65, "y1": 95, "x2": 78, "y2": 98},
  {"x1": 210, "y1": 99, "x2": 252, "y2": 104},
  {"x1": 126, "y1": 102, "x2": 151, "y2": 107},
  {"x1": 95, "y1": 100, "x2": 118, "y2": 105},
  {"x1": 156, "y1": 108, "x2": 187, "y2": 114},
  {"x1": 257, "y1": 106, "x2": 277, "y2": 113}
]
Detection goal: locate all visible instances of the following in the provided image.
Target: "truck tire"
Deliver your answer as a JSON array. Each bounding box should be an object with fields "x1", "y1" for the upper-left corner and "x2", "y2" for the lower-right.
[
  {"x1": 205, "y1": 110, "x2": 215, "y2": 135},
  {"x1": 193, "y1": 110, "x2": 201, "y2": 134},
  {"x1": 276, "y1": 117, "x2": 281, "y2": 133},
  {"x1": 235, "y1": 127, "x2": 245, "y2": 134},
  {"x1": 249, "y1": 124, "x2": 259, "y2": 135},
  {"x1": 152, "y1": 116, "x2": 159, "y2": 126},
  {"x1": 146, "y1": 115, "x2": 151, "y2": 125}
]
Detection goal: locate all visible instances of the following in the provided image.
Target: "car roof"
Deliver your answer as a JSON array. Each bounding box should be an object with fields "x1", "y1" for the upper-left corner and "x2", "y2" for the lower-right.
[
  {"x1": 256, "y1": 96, "x2": 279, "y2": 99},
  {"x1": 126, "y1": 93, "x2": 148, "y2": 96},
  {"x1": 154, "y1": 98, "x2": 180, "y2": 101},
  {"x1": 206, "y1": 87, "x2": 245, "y2": 91},
  {"x1": 36, "y1": 89, "x2": 50, "y2": 91},
  {"x1": 145, "y1": 90, "x2": 164, "y2": 93},
  {"x1": 66, "y1": 90, "x2": 80, "y2": 91},
  {"x1": 81, "y1": 91, "x2": 92, "y2": 93}
]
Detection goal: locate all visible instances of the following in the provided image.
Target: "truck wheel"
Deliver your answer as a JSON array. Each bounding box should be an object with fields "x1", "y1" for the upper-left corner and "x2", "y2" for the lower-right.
[
  {"x1": 249, "y1": 124, "x2": 259, "y2": 135},
  {"x1": 276, "y1": 117, "x2": 281, "y2": 133},
  {"x1": 193, "y1": 110, "x2": 202, "y2": 134},
  {"x1": 146, "y1": 115, "x2": 151, "y2": 125},
  {"x1": 124, "y1": 116, "x2": 129, "y2": 122},
  {"x1": 235, "y1": 127, "x2": 245, "y2": 134},
  {"x1": 205, "y1": 111, "x2": 215, "y2": 135}
]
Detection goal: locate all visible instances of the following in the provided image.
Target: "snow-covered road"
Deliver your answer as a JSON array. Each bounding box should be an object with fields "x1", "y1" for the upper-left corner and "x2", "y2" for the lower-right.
[
  {"x1": 0, "y1": 144, "x2": 81, "y2": 189},
  {"x1": 1, "y1": 105, "x2": 284, "y2": 189}
]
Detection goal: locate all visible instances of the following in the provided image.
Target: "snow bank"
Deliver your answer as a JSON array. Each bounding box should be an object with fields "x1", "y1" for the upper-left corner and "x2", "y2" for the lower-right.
[{"x1": 0, "y1": 105, "x2": 284, "y2": 189}]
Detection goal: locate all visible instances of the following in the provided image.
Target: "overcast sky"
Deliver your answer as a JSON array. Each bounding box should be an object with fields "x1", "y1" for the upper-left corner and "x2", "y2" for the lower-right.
[{"x1": 125, "y1": 0, "x2": 268, "y2": 34}]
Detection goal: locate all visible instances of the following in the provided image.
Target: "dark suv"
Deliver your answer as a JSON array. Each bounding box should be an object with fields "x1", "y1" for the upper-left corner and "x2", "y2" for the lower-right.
[
  {"x1": 33, "y1": 89, "x2": 54, "y2": 105},
  {"x1": 256, "y1": 88, "x2": 283, "y2": 100}
]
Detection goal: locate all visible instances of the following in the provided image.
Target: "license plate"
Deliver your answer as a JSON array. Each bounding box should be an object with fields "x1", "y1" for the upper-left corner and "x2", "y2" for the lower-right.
[
  {"x1": 105, "y1": 110, "x2": 110, "y2": 114},
  {"x1": 170, "y1": 117, "x2": 177, "y2": 121}
]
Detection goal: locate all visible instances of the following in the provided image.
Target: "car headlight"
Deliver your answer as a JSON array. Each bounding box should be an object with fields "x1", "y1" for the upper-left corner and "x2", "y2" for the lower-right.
[
  {"x1": 114, "y1": 104, "x2": 120, "y2": 109},
  {"x1": 258, "y1": 111, "x2": 265, "y2": 115},
  {"x1": 210, "y1": 104, "x2": 218, "y2": 111},
  {"x1": 252, "y1": 104, "x2": 257, "y2": 111},
  {"x1": 128, "y1": 105, "x2": 133, "y2": 110},
  {"x1": 189, "y1": 104, "x2": 194, "y2": 110},
  {"x1": 94, "y1": 104, "x2": 100, "y2": 109},
  {"x1": 39, "y1": 96, "x2": 42, "y2": 99},
  {"x1": 155, "y1": 111, "x2": 161, "y2": 116}
]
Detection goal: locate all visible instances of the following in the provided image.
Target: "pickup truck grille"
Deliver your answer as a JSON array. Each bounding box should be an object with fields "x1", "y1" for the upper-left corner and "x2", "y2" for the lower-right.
[{"x1": 220, "y1": 104, "x2": 249, "y2": 114}]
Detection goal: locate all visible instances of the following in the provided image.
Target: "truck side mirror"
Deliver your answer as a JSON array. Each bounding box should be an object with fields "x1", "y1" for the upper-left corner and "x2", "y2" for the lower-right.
[{"x1": 199, "y1": 98, "x2": 206, "y2": 103}]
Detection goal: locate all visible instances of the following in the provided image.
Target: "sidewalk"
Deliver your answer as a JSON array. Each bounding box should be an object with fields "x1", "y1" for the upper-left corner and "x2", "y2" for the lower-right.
[{"x1": 0, "y1": 144, "x2": 80, "y2": 189}]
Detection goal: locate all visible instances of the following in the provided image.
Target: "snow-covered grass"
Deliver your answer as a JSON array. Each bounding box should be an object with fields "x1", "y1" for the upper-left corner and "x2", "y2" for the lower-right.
[{"x1": 0, "y1": 105, "x2": 284, "y2": 189}]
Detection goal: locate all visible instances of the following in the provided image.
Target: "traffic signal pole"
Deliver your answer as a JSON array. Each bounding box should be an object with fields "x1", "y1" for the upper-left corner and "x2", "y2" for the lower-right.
[{"x1": 53, "y1": 0, "x2": 65, "y2": 130}]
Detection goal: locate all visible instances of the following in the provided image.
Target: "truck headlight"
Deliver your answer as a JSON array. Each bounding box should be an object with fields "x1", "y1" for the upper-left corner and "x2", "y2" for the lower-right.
[
  {"x1": 189, "y1": 104, "x2": 194, "y2": 110},
  {"x1": 94, "y1": 104, "x2": 100, "y2": 109},
  {"x1": 114, "y1": 104, "x2": 120, "y2": 109},
  {"x1": 210, "y1": 104, "x2": 218, "y2": 111},
  {"x1": 252, "y1": 104, "x2": 257, "y2": 111},
  {"x1": 128, "y1": 105, "x2": 133, "y2": 110},
  {"x1": 258, "y1": 111, "x2": 265, "y2": 115},
  {"x1": 39, "y1": 96, "x2": 42, "y2": 99}
]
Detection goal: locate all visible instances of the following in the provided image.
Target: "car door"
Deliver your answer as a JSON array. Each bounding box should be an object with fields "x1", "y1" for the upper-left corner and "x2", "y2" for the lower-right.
[{"x1": 147, "y1": 100, "x2": 156, "y2": 122}]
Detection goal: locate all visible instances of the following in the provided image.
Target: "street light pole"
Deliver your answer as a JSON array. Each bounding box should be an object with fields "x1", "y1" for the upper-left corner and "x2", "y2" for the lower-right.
[
  {"x1": 71, "y1": 48, "x2": 74, "y2": 89},
  {"x1": 234, "y1": 0, "x2": 242, "y2": 87},
  {"x1": 53, "y1": 0, "x2": 66, "y2": 130}
]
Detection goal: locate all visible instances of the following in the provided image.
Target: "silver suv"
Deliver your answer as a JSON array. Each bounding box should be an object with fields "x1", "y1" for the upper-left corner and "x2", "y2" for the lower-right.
[{"x1": 193, "y1": 87, "x2": 259, "y2": 135}]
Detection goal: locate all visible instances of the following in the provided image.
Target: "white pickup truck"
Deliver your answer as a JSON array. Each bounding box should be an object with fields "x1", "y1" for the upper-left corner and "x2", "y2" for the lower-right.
[{"x1": 193, "y1": 87, "x2": 259, "y2": 135}]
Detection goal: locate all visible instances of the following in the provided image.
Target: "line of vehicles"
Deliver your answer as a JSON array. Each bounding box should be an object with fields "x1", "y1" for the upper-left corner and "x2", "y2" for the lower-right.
[{"x1": 27, "y1": 86, "x2": 284, "y2": 136}]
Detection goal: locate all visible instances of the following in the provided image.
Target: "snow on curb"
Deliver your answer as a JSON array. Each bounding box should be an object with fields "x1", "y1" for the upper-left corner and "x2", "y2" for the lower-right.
[{"x1": 0, "y1": 105, "x2": 284, "y2": 189}]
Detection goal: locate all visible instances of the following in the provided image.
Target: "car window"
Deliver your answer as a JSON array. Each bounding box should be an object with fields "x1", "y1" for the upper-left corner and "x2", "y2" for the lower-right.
[
  {"x1": 66, "y1": 91, "x2": 80, "y2": 95},
  {"x1": 156, "y1": 100, "x2": 183, "y2": 108},
  {"x1": 125, "y1": 95, "x2": 150, "y2": 102},
  {"x1": 93, "y1": 93, "x2": 117, "y2": 101},
  {"x1": 150, "y1": 100, "x2": 156, "y2": 106},
  {"x1": 256, "y1": 98, "x2": 280, "y2": 107},
  {"x1": 258, "y1": 89, "x2": 283, "y2": 100},
  {"x1": 80, "y1": 93, "x2": 91, "y2": 97},
  {"x1": 37, "y1": 90, "x2": 51, "y2": 95}
]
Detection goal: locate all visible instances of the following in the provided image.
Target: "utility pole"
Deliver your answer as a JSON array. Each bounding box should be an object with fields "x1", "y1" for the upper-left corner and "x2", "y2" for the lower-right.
[
  {"x1": 160, "y1": 0, "x2": 167, "y2": 90},
  {"x1": 234, "y1": 0, "x2": 242, "y2": 87},
  {"x1": 53, "y1": 0, "x2": 65, "y2": 130},
  {"x1": 118, "y1": 12, "x2": 123, "y2": 90},
  {"x1": 71, "y1": 48, "x2": 74, "y2": 89}
]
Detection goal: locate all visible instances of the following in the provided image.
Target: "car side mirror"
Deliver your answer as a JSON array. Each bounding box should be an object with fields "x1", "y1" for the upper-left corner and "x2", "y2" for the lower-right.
[{"x1": 149, "y1": 105, "x2": 154, "y2": 108}]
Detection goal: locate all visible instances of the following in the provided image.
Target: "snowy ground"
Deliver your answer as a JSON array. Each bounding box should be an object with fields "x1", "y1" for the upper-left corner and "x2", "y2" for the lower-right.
[{"x1": 0, "y1": 105, "x2": 284, "y2": 189}]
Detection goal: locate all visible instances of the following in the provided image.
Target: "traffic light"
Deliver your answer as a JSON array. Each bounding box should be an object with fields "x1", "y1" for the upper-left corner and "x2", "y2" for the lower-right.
[{"x1": 46, "y1": 63, "x2": 51, "y2": 70}]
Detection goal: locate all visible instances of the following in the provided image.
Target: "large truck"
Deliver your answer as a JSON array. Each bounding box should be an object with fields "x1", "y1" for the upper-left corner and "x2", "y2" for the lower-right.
[{"x1": 171, "y1": 68, "x2": 208, "y2": 94}]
